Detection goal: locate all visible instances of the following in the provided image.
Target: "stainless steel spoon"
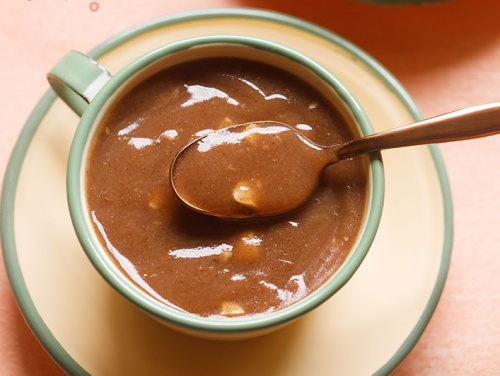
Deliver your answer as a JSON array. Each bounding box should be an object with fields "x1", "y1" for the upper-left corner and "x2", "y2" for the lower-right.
[{"x1": 171, "y1": 102, "x2": 500, "y2": 219}]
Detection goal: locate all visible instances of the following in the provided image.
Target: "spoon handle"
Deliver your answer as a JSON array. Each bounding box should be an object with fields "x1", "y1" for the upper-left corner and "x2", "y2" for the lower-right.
[{"x1": 336, "y1": 102, "x2": 500, "y2": 160}]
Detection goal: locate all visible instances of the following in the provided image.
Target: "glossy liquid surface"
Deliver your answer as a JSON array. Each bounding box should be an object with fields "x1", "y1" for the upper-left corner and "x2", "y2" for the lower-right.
[{"x1": 86, "y1": 58, "x2": 369, "y2": 318}]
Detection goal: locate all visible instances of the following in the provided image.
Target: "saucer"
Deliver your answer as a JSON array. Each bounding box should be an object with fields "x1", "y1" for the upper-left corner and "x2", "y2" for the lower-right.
[{"x1": 1, "y1": 8, "x2": 452, "y2": 375}]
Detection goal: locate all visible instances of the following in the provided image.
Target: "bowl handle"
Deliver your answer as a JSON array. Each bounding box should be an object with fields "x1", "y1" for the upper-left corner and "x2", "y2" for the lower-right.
[{"x1": 47, "y1": 51, "x2": 112, "y2": 117}]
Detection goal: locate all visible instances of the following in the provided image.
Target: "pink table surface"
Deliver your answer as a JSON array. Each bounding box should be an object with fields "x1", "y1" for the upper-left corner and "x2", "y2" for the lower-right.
[{"x1": 2, "y1": 0, "x2": 500, "y2": 374}]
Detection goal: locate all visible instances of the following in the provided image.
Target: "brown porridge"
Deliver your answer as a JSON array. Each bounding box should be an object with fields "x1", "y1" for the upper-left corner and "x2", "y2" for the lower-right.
[{"x1": 86, "y1": 57, "x2": 369, "y2": 318}]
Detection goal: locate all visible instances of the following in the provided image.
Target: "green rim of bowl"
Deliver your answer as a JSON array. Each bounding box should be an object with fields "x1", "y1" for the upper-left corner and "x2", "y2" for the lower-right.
[
  {"x1": 1, "y1": 8, "x2": 453, "y2": 376},
  {"x1": 68, "y1": 33, "x2": 384, "y2": 334}
]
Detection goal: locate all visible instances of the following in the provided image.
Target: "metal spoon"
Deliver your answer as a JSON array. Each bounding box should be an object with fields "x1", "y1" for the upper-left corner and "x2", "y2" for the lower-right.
[{"x1": 171, "y1": 102, "x2": 500, "y2": 219}]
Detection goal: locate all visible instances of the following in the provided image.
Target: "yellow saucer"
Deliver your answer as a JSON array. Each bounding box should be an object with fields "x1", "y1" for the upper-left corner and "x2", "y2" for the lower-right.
[{"x1": 1, "y1": 8, "x2": 452, "y2": 376}]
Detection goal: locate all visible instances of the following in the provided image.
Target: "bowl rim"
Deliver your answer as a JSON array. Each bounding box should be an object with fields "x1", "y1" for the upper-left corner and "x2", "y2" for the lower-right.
[{"x1": 66, "y1": 34, "x2": 384, "y2": 335}]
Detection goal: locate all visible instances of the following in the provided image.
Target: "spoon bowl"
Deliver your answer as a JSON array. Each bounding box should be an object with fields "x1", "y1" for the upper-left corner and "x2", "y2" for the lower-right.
[{"x1": 170, "y1": 121, "x2": 330, "y2": 219}]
